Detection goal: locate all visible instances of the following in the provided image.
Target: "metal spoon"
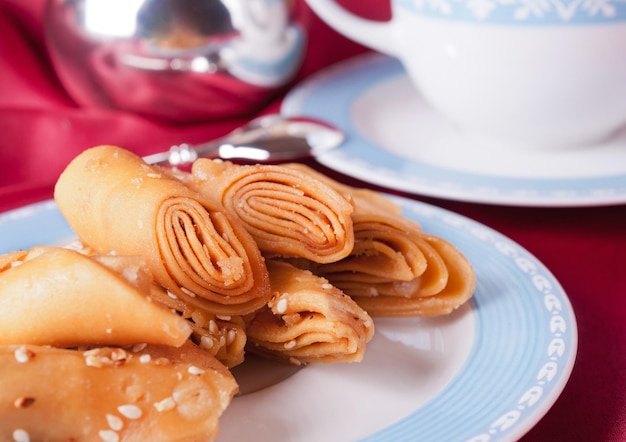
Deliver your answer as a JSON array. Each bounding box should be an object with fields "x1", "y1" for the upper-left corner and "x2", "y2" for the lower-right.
[{"x1": 142, "y1": 114, "x2": 344, "y2": 167}]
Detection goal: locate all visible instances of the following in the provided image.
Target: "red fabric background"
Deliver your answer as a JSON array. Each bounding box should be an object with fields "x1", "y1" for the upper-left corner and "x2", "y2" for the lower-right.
[{"x1": 1, "y1": 1, "x2": 625, "y2": 441}]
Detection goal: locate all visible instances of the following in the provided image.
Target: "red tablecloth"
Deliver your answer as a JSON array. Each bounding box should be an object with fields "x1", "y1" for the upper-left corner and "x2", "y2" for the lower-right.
[{"x1": 1, "y1": 1, "x2": 625, "y2": 441}]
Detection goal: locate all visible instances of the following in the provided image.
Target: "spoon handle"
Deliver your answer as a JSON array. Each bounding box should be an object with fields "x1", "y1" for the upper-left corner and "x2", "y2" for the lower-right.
[
  {"x1": 143, "y1": 143, "x2": 205, "y2": 166},
  {"x1": 142, "y1": 114, "x2": 283, "y2": 166}
]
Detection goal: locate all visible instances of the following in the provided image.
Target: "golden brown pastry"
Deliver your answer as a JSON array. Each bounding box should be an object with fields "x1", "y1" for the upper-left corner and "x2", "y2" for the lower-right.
[
  {"x1": 346, "y1": 234, "x2": 476, "y2": 317},
  {"x1": 0, "y1": 341, "x2": 237, "y2": 442},
  {"x1": 0, "y1": 246, "x2": 192, "y2": 347},
  {"x1": 283, "y1": 162, "x2": 404, "y2": 216},
  {"x1": 147, "y1": 284, "x2": 247, "y2": 369},
  {"x1": 188, "y1": 158, "x2": 355, "y2": 263},
  {"x1": 54, "y1": 145, "x2": 271, "y2": 316},
  {"x1": 187, "y1": 309, "x2": 248, "y2": 369},
  {"x1": 282, "y1": 164, "x2": 475, "y2": 317},
  {"x1": 245, "y1": 260, "x2": 374, "y2": 365}
]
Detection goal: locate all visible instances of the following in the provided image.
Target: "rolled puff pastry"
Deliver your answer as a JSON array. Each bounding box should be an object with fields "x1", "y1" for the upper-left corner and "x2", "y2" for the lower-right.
[
  {"x1": 0, "y1": 246, "x2": 191, "y2": 347},
  {"x1": 54, "y1": 145, "x2": 271, "y2": 316},
  {"x1": 245, "y1": 260, "x2": 374, "y2": 365},
  {"x1": 0, "y1": 341, "x2": 237, "y2": 442},
  {"x1": 189, "y1": 159, "x2": 355, "y2": 263},
  {"x1": 353, "y1": 234, "x2": 476, "y2": 317},
  {"x1": 282, "y1": 164, "x2": 476, "y2": 317}
]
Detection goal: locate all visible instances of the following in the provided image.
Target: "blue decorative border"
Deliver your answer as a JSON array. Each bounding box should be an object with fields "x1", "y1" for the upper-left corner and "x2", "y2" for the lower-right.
[
  {"x1": 362, "y1": 196, "x2": 577, "y2": 441},
  {"x1": 396, "y1": 0, "x2": 626, "y2": 25}
]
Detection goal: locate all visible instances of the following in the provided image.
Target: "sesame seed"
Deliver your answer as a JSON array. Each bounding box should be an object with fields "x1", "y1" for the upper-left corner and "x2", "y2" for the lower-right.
[
  {"x1": 288, "y1": 357, "x2": 303, "y2": 366},
  {"x1": 106, "y1": 414, "x2": 123, "y2": 431},
  {"x1": 167, "y1": 291, "x2": 178, "y2": 300},
  {"x1": 226, "y1": 329, "x2": 237, "y2": 345},
  {"x1": 321, "y1": 283, "x2": 333, "y2": 290},
  {"x1": 98, "y1": 430, "x2": 119, "y2": 442},
  {"x1": 139, "y1": 354, "x2": 151, "y2": 364},
  {"x1": 12, "y1": 429, "x2": 30, "y2": 442},
  {"x1": 110, "y1": 348, "x2": 128, "y2": 362},
  {"x1": 117, "y1": 404, "x2": 142, "y2": 420},
  {"x1": 137, "y1": 220, "x2": 144, "y2": 229},
  {"x1": 146, "y1": 173, "x2": 162, "y2": 179},
  {"x1": 276, "y1": 298, "x2": 288, "y2": 314},
  {"x1": 14, "y1": 346, "x2": 34, "y2": 363},
  {"x1": 85, "y1": 355, "x2": 104, "y2": 368},
  {"x1": 154, "y1": 397, "x2": 176, "y2": 412},
  {"x1": 180, "y1": 287, "x2": 197, "y2": 298},
  {"x1": 208, "y1": 320, "x2": 219, "y2": 335},
  {"x1": 216, "y1": 315, "x2": 231, "y2": 321},
  {"x1": 284, "y1": 339, "x2": 297, "y2": 349},
  {"x1": 200, "y1": 336, "x2": 214, "y2": 349},
  {"x1": 10, "y1": 260, "x2": 23, "y2": 268},
  {"x1": 188, "y1": 365, "x2": 205, "y2": 375},
  {"x1": 13, "y1": 397, "x2": 35, "y2": 409},
  {"x1": 131, "y1": 343, "x2": 147, "y2": 352}
]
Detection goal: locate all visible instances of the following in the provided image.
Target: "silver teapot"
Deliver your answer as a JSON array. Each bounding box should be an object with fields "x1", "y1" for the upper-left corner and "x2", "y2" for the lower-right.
[{"x1": 45, "y1": 0, "x2": 306, "y2": 122}]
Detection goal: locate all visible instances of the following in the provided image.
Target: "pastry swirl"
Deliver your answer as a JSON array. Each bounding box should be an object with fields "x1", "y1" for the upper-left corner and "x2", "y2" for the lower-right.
[
  {"x1": 54, "y1": 146, "x2": 271, "y2": 316},
  {"x1": 189, "y1": 159, "x2": 355, "y2": 263},
  {"x1": 282, "y1": 164, "x2": 475, "y2": 317},
  {"x1": 245, "y1": 260, "x2": 374, "y2": 364}
]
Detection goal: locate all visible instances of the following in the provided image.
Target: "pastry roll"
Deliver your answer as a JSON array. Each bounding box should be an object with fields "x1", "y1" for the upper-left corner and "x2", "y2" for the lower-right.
[
  {"x1": 0, "y1": 341, "x2": 237, "y2": 442},
  {"x1": 309, "y1": 216, "x2": 474, "y2": 317},
  {"x1": 0, "y1": 246, "x2": 191, "y2": 347},
  {"x1": 352, "y1": 234, "x2": 476, "y2": 316},
  {"x1": 245, "y1": 260, "x2": 374, "y2": 365},
  {"x1": 54, "y1": 145, "x2": 271, "y2": 316},
  {"x1": 189, "y1": 158, "x2": 355, "y2": 263},
  {"x1": 283, "y1": 164, "x2": 475, "y2": 317}
]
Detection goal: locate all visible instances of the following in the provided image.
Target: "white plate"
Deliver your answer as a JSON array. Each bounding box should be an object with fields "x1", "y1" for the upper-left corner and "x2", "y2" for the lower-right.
[
  {"x1": 282, "y1": 53, "x2": 626, "y2": 207},
  {"x1": 0, "y1": 197, "x2": 577, "y2": 441}
]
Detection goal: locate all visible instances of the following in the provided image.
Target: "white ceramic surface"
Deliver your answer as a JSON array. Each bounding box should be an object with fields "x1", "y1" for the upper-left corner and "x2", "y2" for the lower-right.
[
  {"x1": 0, "y1": 197, "x2": 577, "y2": 441},
  {"x1": 305, "y1": 0, "x2": 626, "y2": 149},
  {"x1": 282, "y1": 53, "x2": 626, "y2": 206}
]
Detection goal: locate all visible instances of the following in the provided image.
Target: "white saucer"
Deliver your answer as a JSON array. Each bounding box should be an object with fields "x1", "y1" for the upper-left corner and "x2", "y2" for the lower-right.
[{"x1": 282, "y1": 53, "x2": 626, "y2": 206}]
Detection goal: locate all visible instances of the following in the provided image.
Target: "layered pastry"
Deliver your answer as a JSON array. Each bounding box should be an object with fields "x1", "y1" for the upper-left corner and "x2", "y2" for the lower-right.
[
  {"x1": 188, "y1": 158, "x2": 355, "y2": 263},
  {"x1": 54, "y1": 146, "x2": 271, "y2": 316},
  {"x1": 245, "y1": 260, "x2": 374, "y2": 364},
  {"x1": 283, "y1": 164, "x2": 476, "y2": 317}
]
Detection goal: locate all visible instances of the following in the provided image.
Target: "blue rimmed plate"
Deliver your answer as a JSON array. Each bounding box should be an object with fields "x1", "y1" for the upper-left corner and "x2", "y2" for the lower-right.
[
  {"x1": 282, "y1": 53, "x2": 626, "y2": 207},
  {"x1": 0, "y1": 197, "x2": 576, "y2": 441}
]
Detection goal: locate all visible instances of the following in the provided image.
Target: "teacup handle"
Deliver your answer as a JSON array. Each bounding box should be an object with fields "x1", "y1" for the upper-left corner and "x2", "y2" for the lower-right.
[{"x1": 305, "y1": 0, "x2": 397, "y2": 56}]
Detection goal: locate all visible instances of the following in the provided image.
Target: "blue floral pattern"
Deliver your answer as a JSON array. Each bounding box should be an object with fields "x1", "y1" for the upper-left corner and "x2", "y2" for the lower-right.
[{"x1": 397, "y1": 0, "x2": 626, "y2": 23}]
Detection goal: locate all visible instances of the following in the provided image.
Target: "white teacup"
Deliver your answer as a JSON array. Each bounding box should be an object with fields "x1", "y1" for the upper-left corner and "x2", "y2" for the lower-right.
[{"x1": 305, "y1": 0, "x2": 626, "y2": 149}]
